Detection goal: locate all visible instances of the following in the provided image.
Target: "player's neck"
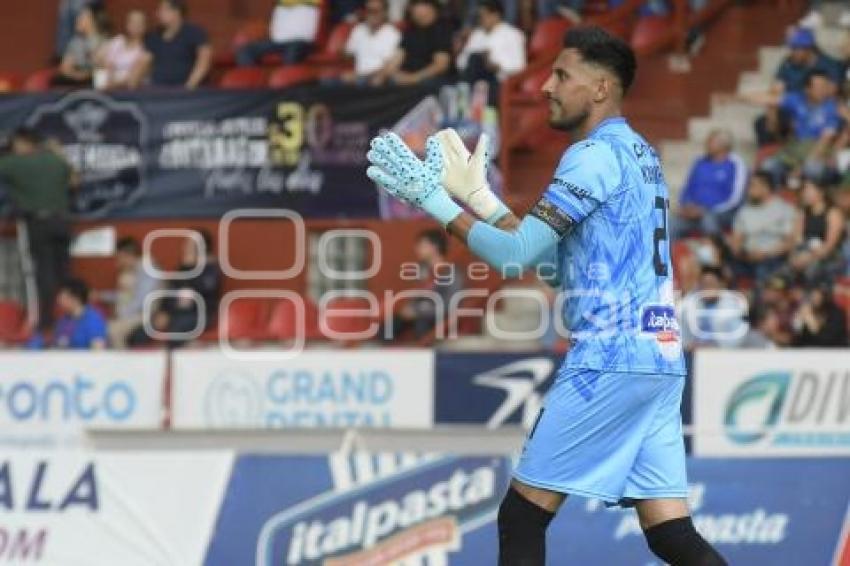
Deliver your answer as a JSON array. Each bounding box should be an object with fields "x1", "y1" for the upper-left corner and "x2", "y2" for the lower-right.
[{"x1": 577, "y1": 108, "x2": 623, "y2": 140}]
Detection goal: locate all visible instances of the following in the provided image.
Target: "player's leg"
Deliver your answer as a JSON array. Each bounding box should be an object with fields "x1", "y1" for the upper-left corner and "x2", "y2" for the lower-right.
[
  {"x1": 497, "y1": 480, "x2": 564, "y2": 566},
  {"x1": 624, "y1": 376, "x2": 727, "y2": 565},
  {"x1": 503, "y1": 369, "x2": 663, "y2": 565},
  {"x1": 636, "y1": 499, "x2": 727, "y2": 566}
]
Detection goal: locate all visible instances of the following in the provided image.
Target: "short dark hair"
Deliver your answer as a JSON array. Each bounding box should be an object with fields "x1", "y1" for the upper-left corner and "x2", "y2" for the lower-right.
[
  {"x1": 805, "y1": 69, "x2": 834, "y2": 88},
  {"x1": 563, "y1": 26, "x2": 637, "y2": 94},
  {"x1": 478, "y1": 0, "x2": 504, "y2": 16},
  {"x1": 60, "y1": 278, "x2": 90, "y2": 304},
  {"x1": 417, "y1": 229, "x2": 448, "y2": 256},
  {"x1": 116, "y1": 236, "x2": 141, "y2": 256},
  {"x1": 700, "y1": 265, "x2": 724, "y2": 281},
  {"x1": 161, "y1": 0, "x2": 187, "y2": 16},
  {"x1": 12, "y1": 127, "x2": 41, "y2": 145},
  {"x1": 751, "y1": 170, "x2": 776, "y2": 192}
]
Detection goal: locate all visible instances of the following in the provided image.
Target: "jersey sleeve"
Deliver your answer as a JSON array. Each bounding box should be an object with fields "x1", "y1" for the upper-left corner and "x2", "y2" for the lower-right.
[{"x1": 532, "y1": 140, "x2": 621, "y2": 233}]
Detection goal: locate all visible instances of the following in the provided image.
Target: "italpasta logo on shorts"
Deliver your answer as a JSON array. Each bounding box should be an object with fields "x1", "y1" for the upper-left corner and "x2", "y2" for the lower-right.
[
  {"x1": 256, "y1": 457, "x2": 509, "y2": 566},
  {"x1": 724, "y1": 371, "x2": 850, "y2": 448}
]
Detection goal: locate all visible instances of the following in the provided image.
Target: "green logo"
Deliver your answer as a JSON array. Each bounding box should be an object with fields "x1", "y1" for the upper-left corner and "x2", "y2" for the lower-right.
[{"x1": 724, "y1": 372, "x2": 790, "y2": 444}]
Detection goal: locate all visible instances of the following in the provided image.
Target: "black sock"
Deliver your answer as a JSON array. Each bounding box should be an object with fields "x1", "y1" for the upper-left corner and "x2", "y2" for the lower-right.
[
  {"x1": 497, "y1": 487, "x2": 555, "y2": 566},
  {"x1": 645, "y1": 517, "x2": 728, "y2": 566}
]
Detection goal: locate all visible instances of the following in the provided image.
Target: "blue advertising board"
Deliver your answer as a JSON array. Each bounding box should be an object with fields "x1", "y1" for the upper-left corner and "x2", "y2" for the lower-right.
[{"x1": 204, "y1": 455, "x2": 850, "y2": 565}]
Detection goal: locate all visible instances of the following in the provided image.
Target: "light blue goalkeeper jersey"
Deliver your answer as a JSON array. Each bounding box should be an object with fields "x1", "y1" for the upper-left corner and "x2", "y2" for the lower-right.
[{"x1": 541, "y1": 116, "x2": 686, "y2": 376}]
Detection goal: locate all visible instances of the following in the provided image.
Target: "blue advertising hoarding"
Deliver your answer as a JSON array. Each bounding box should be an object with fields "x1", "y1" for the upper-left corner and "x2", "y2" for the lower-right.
[{"x1": 204, "y1": 455, "x2": 850, "y2": 565}]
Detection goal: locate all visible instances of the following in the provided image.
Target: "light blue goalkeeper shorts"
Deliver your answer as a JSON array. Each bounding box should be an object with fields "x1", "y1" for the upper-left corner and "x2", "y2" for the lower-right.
[{"x1": 514, "y1": 368, "x2": 688, "y2": 505}]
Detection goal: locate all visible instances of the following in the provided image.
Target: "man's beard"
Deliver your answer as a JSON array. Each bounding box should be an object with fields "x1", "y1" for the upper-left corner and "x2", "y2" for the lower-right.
[{"x1": 549, "y1": 106, "x2": 590, "y2": 133}]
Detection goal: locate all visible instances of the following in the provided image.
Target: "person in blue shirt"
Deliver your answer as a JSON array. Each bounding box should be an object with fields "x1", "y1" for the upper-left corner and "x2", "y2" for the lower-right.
[
  {"x1": 755, "y1": 27, "x2": 842, "y2": 147},
  {"x1": 367, "y1": 25, "x2": 726, "y2": 566},
  {"x1": 29, "y1": 278, "x2": 107, "y2": 350},
  {"x1": 673, "y1": 129, "x2": 747, "y2": 238},
  {"x1": 738, "y1": 69, "x2": 843, "y2": 185}
]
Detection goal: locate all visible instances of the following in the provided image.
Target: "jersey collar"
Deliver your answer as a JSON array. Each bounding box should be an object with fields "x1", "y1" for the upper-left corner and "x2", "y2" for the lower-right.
[{"x1": 588, "y1": 116, "x2": 627, "y2": 138}]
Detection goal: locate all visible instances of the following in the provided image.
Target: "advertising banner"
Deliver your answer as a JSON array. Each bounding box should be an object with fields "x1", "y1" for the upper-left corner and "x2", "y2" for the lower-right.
[
  {"x1": 204, "y1": 454, "x2": 850, "y2": 566},
  {"x1": 0, "y1": 351, "x2": 166, "y2": 448},
  {"x1": 0, "y1": 86, "x2": 431, "y2": 219},
  {"x1": 434, "y1": 352, "x2": 562, "y2": 428},
  {"x1": 693, "y1": 350, "x2": 850, "y2": 456},
  {"x1": 0, "y1": 451, "x2": 232, "y2": 565},
  {"x1": 171, "y1": 349, "x2": 434, "y2": 429}
]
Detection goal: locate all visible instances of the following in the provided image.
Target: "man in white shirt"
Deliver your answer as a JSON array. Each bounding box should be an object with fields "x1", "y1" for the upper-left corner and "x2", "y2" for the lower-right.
[
  {"x1": 341, "y1": 0, "x2": 401, "y2": 84},
  {"x1": 236, "y1": 0, "x2": 320, "y2": 67},
  {"x1": 457, "y1": 0, "x2": 526, "y2": 91}
]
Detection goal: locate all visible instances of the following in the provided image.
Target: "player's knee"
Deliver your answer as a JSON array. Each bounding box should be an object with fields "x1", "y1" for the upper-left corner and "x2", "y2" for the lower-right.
[
  {"x1": 497, "y1": 487, "x2": 555, "y2": 566},
  {"x1": 644, "y1": 517, "x2": 727, "y2": 566}
]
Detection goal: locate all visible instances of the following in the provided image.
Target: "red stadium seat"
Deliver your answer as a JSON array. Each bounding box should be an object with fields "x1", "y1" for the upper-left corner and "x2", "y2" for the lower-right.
[
  {"x1": 24, "y1": 68, "x2": 57, "y2": 92},
  {"x1": 265, "y1": 297, "x2": 301, "y2": 341},
  {"x1": 232, "y1": 20, "x2": 269, "y2": 51},
  {"x1": 529, "y1": 18, "x2": 572, "y2": 61},
  {"x1": 308, "y1": 21, "x2": 355, "y2": 64},
  {"x1": 219, "y1": 66, "x2": 268, "y2": 88},
  {"x1": 519, "y1": 67, "x2": 550, "y2": 96},
  {"x1": 319, "y1": 296, "x2": 378, "y2": 342},
  {"x1": 630, "y1": 16, "x2": 672, "y2": 53},
  {"x1": 0, "y1": 300, "x2": 27, "y2": 342},
  {"x1": 0, "y1": 72, "x2": 21, "y2": 93},
  {"x1": 218, "y1": 297, "x2": 270, "y2": 342},
  {"x1": 268, "y1": 65, "x2": 318, "y2": 89}
]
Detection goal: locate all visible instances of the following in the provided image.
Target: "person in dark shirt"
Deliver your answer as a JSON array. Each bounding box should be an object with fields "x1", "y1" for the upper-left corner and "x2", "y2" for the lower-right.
[
  {"x1": 138, "y1": 0, "x2": 212, "y2": 88},
  {"x1": 792, "y1": 285, "x2": 848, "y2": 347},
  {"x1": 775, "y1": 28, "x2": 843, "y2": 94},
  {"x1": 371, "y1": 0, "x2": 452, "y2": 87},
  {"x1": 28, "y1": 278, "x2": 108, "y2": 350},
  {"x1": 127, "y1": 229, "x2": 221, "y2": 347},
  {"x1": 0, "y1": 128, "x2": 75, "y2": 332}
]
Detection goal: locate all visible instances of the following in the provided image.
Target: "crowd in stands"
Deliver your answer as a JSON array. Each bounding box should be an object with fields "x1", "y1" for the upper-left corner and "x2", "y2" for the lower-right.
[
  {"x1": 675, "y1": 23, "x2": 850, "y2": 349},
  {"x1": 46, "y1": 0, "x2": 534, "y2": 93}
]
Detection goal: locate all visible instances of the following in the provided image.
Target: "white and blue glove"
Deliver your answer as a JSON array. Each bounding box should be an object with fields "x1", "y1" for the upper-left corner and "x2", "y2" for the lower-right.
[
  {"x1": 366, "y1": 132, "x2": 462, "y2": 226},
  {"x1": 434, "y1": 128, "x2": 509, "y2": 224}
]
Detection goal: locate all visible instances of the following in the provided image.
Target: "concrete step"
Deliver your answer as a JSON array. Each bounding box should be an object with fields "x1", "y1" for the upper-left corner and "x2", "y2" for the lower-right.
[
  {"x1": 709, "y1": 100, "x2": 764, "y2": 123},
  {"x1": 738, "y1": 70, "x2": 773, "y2": 94},
  {"x1": 758, "y1": 46, "x2": 787, "y2": 76},
  {"x1": 688, "y1": 116, "x2": 756, "y2": 145},
  {"x1": 815, "y1": 26, "x2": 849, "y2": 59}
]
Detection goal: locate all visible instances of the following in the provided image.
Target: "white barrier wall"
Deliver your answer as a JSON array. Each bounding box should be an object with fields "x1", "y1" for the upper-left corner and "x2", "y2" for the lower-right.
[
  {"x1": 0, "y1": 352, "x2": 166, "y2": 449},
  {"x1": 694, "y1": 350, "x2": 850, "y2": 457},
  {"x1": 171, "y1": 349, "x2": 435, "y2": 429}
]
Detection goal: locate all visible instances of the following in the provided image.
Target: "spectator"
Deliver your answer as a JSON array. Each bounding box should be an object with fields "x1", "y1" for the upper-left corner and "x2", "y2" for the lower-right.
[
  {"x1": 737, "y1": 307, "x2": 777, "y2": 349},
  {"x1": 457, "y1": 0, "x2": 526, "y2": 98},
  {"x1": 537, "y1": 0, "x2": 584, "y2": 23},
  {"x1": 0, "y1": 128, "x2": 74, "y2": 332},
  {"x1": 774, "y1": 27, "x2": 842, "y2": 94},
  {"x1": 29, "y1": 279, "x2": 107, "y2": 350},
  {"x1": 340, "y1": 0, "x2": 402, "y2": 85},
  {"x1": 680, "y1": 266, "x2": 748, "y2": 350},
  {"x1": 52, "y1": 5, "x2": 108, "y2": 87},
  {"x1": 236, "y1": 0, "x2": 320, "y2": 67},
  {"x1": 55, "y1": 0, "x2": 103, "y2": 59},
  {"x1": 94, "y1": 10, "x2": 148, "y2": 90},
  {"x1": 752, "y1": 274, "x2": 797, "y2": 346},
  {"x1": 371, "y1": 0, "x2": 453, "y2": 87},
  {"x1": 791, "y1": 285, "x2": 848, "y2": 346},
  {"x1": 727, "y1": 171, "x2": 797, "y2": 284},
  {"x1": 832, "y1": 182, "x2": 850, "y2": 275},
  {"x1": 737, "y1": 70, "x2": 842, "y2": 187},
  {"x1": 382, "y1": 229, "x2": 464, "y2": 341},
  {"x1": 98, "y1": 237, "x2": 161, "y2": 348},
  {"x1": 786, "y1": 178, "x2": 846, "y2": 284},
  {"x1": 673, "y1": 129, "x2": 747, "y2": 238},
  {"x1": 127, "y1": 230, "x2": 221, "y2": 347},
  {"x1": 140, "y1": 0, "x2": 212, "y2": 88}
]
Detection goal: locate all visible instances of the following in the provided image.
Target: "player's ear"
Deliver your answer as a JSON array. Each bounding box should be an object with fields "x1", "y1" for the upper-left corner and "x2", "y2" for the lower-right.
[{"x1": 594, "y1": 75, "x2": 610, "y2": 103}]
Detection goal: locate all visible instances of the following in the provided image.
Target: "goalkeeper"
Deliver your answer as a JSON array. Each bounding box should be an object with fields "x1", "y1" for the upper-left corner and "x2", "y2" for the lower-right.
[{"x1": 366, "y1": 26, "x2": 726, "y2": 566}]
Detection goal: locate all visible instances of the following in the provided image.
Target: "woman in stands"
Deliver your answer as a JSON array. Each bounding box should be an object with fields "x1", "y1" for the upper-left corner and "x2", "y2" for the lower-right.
[
  {"x1": 52, "y1": 5, "x2": 109, "y2": 87},
  {"x1": 787, "y1": 178, "x2": 846, "y2": 285},
  {"x1": 94, "y1": 10, "x2": 148, "y2": 90}
]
